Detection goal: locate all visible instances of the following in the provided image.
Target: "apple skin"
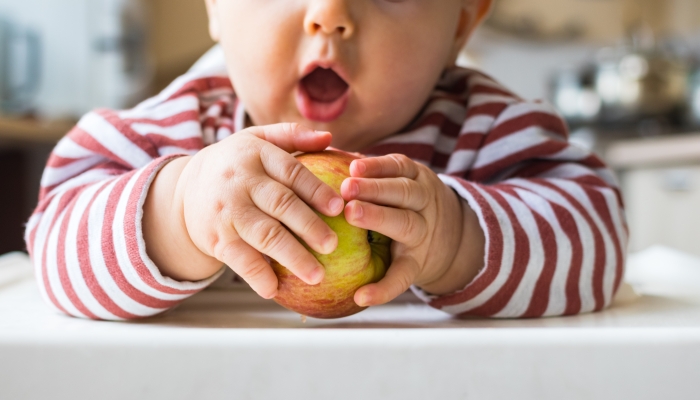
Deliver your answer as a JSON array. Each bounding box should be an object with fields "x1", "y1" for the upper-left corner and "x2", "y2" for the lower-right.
[{"x1": 270, "y1": 150, "x2": 391, "y2": 319}]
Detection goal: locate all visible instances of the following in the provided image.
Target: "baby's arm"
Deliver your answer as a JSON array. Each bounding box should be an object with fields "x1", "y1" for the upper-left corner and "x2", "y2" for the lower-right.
[{"x1": 345, "y1": 101, "x2": 626, "y2": 318}]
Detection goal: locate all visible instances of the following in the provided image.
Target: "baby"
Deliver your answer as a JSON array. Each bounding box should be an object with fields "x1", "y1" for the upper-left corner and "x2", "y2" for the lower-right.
[{"x1": 26, "y1": 0, "x2": 627, "y2": 320}]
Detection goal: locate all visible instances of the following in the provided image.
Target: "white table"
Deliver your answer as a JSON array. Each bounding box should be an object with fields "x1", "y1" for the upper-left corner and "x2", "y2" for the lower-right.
[{"x1": 1, "y1": 247, "x2": 700, "y2": 400}]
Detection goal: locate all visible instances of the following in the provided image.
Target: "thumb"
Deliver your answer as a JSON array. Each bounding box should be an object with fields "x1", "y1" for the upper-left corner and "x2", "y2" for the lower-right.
[{"x1": 246, "y1": 123, "x2": 332, "y2": 153}]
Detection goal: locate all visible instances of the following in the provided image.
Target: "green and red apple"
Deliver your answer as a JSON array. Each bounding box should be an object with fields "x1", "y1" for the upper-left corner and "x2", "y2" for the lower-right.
[{"x1": 271, "y1": 150, "x2": 391, "y2": 319}]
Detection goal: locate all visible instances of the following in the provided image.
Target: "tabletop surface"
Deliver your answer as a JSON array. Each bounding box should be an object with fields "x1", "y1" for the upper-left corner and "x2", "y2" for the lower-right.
[
  {"x1": 2, "y1": 247, "x2": 700, "y2": 400},
  {"x1": 1, "y1": 246, "x2": 700, "y2": 342}
]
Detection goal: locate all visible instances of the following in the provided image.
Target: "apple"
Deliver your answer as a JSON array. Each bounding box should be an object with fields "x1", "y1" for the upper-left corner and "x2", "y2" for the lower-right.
[{"x1": 271, "y1": 150, "x2": 391, "y2": 319}]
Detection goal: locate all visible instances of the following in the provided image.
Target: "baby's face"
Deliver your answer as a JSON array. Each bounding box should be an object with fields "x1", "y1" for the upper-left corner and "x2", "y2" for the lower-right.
[{"x1": 205, "y1": 0, "x2": 490, "y2": 150}]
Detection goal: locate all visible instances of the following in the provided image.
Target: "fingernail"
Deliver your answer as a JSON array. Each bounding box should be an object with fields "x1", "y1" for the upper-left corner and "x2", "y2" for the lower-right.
[
  {"x1": 322, "y1": 233, "x2": 337, "y2": 254},
  {"x1": 348, "y1": 181, "x2": 359, "y2": 197},
  {"x1": 356, "y1": 292, "x2": 370, "y2": 307},
  {"x1": 310, "y1": 266, "x2": 325, "y2": 285},
  {"x1": 314, "y1": 130, "x2": 331, "y2": 135},
  {"x1": 329, "y1": 197, "x2": 344, "y2": 214},
  {"x1": 354, "y1": 161, "x2": 366, "y2": 175},
  {"x1": 353, "y1": 203, "x2": 364, "y2": 220}
]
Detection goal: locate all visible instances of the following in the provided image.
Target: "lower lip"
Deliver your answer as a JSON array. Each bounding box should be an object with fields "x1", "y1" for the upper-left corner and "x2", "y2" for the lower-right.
[{"x1": 295, "y1": 85, "x2": 350, "y2": 123}]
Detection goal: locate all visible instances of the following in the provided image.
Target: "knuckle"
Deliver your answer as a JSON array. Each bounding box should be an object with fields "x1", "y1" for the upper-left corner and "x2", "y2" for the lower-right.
[
  {"x1": 281, "y1": 160, "x2": 305, "y2": 186},
  {"x1": 255, "y1": 223, "x2": 289, "y2": 254},
  {"x1": 238, "y1": 259, "x2": 270, "y2": 282},
  {"x1": 269, "y1": 189, "x2": 298, "y2": 215},
  {"x1": 399, "y1": 178, "x2": 413, "y2": 202}
]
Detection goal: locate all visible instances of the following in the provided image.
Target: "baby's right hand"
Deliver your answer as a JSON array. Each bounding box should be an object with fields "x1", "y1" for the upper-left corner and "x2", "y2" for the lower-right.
[{"x1": 176, "y1": 123, "x2": 344, "y2": 299}]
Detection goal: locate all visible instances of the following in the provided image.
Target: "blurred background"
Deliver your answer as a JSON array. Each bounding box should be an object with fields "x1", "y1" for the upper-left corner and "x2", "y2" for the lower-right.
[{"x1": 0, "y1": 0, "x2": 699, "y2": 256}]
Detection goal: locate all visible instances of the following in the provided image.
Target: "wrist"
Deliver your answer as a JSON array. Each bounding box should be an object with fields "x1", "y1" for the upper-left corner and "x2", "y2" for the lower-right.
[
  {"x1": 144, "y1": 156, "x2": 223, "y2": 281},
  {"x1": 417, "y1": 194, "x2": 485, "y2": 296}
]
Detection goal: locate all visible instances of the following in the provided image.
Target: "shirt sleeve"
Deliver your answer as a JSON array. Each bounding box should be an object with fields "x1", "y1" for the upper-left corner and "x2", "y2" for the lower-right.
[
  {"x1": 25, "y1": 101, "x2": 226, "y2": 320},
  {"x1": 411, "y1": 101, "x2": 628, "y2": 318}
]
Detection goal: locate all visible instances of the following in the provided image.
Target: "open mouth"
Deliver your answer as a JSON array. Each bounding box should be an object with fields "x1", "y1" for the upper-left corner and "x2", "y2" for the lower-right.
[{"x1": 296, "y1": 67, "x2": 350, "y2": 123}]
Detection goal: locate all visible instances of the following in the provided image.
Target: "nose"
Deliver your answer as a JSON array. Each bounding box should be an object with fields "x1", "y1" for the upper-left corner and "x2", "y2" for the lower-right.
[{"x1": 304, "y1": 0, "x2": 355, "y2": 39}]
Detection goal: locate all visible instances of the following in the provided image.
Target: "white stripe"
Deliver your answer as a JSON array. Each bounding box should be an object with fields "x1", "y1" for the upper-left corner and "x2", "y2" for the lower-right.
[
  {"x1": 509, "y1": 179, "x2": 597, "y2": 312},
  {"x1": 475, "y1": 126, "x2": 557, "y2": 169},
  {"x1": 436, "y1": 181, "x2": 517, "y2": 315},
  {"x1": 512, "y1": 187, "x2": 573, "y2": 317},
  {"x1": 30, "y1": 191, "x2": 66, "y2": 315},
  {"x1": 551, "y1": 180, "x2": 618, "y2": 307},
  {"x1": 87, "y1": 177, "x2": 164, "y2": 317},
  {"x1": 111, "y1": 167, "x2": 195, "y2": 301},
  {"x1": 44, "y1": 208, "x2": 86, "y2": 318},
  {"x1": 53, "y1": 136, "x2": 95, "y2": 159},
  {"x1": 63, "y1": 182, "x2": 118, "y2": 320},
  {"x1": 130, "y1": 120, "x2": 202, "y2": 140},
  {"x1": 233, "y1": 100, "x2": 246, "y2": 133},
  {"x1": 538, "y1": 163, "x2": 598, "y2": 180},
  {"x1": 545, "y1": 144, "x2": 591, "y2": 162},
  {"x1": 598, "y1": 185, "x2": 628, "y2": 293},
  {"x1": 78, "y1": 113, "x2": 153, "y2": 168},
  {"x1": 40, "y1": 156, "x2": 103, "y2": 187},
  {"x1": 494, "y1": 190, "x2": 545, "y2": 318},
  {"x1": 159, "y1": 146, "x2": 198, "y2": 156},
  {"x1": 46, "y1": 168, "x2": 118, "y2": 199},
  {"x1": 496, "y1": 101, "x2": 561, "y2": 125},
  {"x1": 460, "y1": 114, "x2": 495, "y2": 135},
  {"x1": 422, "y1": 98, "x2": 466, "y2": 126},
  {"x1": 445, "y1": 149, "x2": 477, "y2": 174},
  {"x1": 594, "y1": 168, "x2": 620, "y2": 188},
  {"x1": 216, "y1": 126, "x2": 233, "y2": 142},
  {"x1": 119, "y1": 95, "x2": 200, "y2": 121},
  {"x1": 434, "y1": 135, "x2": 457, "y2": 155},
  {"x1": 468, "y1": 93, "x2": 518, "y2": 107}
]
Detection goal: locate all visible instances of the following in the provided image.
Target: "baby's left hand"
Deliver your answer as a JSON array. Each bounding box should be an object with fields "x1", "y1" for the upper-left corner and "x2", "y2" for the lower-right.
[{"x1": 340, "y1": 154, "x2": 465, "y2": 307}]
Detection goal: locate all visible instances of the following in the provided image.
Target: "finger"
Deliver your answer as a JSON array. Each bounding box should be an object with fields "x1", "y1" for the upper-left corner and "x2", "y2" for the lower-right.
[
  {"x1": 214, "y1": 238, "x2": 279, "y2": 299},
  {"x1": 247, "y1": 123, "x2": 332, "y2": 153},
  {"x1": 341, "y1": 177, "x2": 430, "y2": 211},
  {"x1": 355, "y1": 256, "x2": 421, "y2": 306},
  {"x1": 260, "y1": 144, "x2": 344, "y2": 217},
  {"x1": 350, "y1": 154, "x2": 420, "y2": 179},
  {"x1": 250, "y1": 178, "x2": 338, "y2": 255},
  {"x1": 345, "y1": 200, "x2": 427, "y2": 246},
  {"x1": 234, "y1": 207, "x2": 325, "y2": 285}
]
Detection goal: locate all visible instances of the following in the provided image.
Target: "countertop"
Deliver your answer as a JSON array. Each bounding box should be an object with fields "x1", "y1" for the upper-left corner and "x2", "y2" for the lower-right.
[{"x1": 1, "y1": 247, "x2": 700, "y2": 400}]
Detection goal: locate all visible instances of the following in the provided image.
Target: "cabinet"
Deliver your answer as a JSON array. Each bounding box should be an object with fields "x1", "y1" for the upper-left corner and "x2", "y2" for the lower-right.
[{"x1": 607, "y1": 133, "x2": 700, "y2": 257}]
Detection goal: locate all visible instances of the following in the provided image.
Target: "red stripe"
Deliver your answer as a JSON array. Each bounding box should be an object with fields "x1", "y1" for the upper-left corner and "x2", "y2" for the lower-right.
[
  {"x1": 124, "y1": 110, "x2": 201, "y2": 128},
  {"x1": 463, "y1": 188, "x2": 531, "y2": 317},
  {"x1": 465, "y1": 103, "x2": 507, "y2": 120},
  {"x1": 429, "y1": 181, "x2": 505, "y2": 309},
  {"x1": 168, "y1": 77, "x2": 233, "y2": 101},
  {"x1": 39, "y1": 189, "x2": 82, "y2": 315},
  {"x1": 68, "y1": 127, "x2": 131, "y2": 169},
  {"x1": 537, "y1": 180, "x2": 607, "y2": 311},
  {"x1": 469, "y1": 141, "x2": 569, "y2": 181},
  {"x1": 97, "y1": 109, "x2": 160, "y2": 159},
  {"x1": 413, "y1": 112, "x2": 462, "y2": 138},
  {"x1": 500, "y1": 187, "x2": 558, "y2": 318},
  {"x1": 486, "y1": 112, "x2": 569, "y2": 144},
  {"x1": 583, "y1": 187, "x2": 625, "y2": 299},
  {"x1": 455, "y1": 132, "x2": 487, "y2": 151},
  {"x1": 144, "y1": 134, "x2": 204, "y2": 151},
  {"x1": 100, "y1": 169, "x2": 186, "y2": 309},
  {"x1": 470, "y1": 84, "x2": 516, "y2": 97},
  {"x1": 76, "y1": 181, "x2": 140, "y2": 319},
  {"x1": 55, "y1": 193, "x2": 99, "y2": 319}
]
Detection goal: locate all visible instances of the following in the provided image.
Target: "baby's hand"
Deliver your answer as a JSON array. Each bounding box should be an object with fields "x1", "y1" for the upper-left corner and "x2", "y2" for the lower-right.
[
  {"x1": 176, "y1": 124, "x2": 344, "y2": 299},
  {"x1": 340, "y1": 154, "x2": 466, "y2": 306}
]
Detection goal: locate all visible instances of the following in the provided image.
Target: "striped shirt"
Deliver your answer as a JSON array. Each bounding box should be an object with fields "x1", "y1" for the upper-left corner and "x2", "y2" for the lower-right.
[{"x1": 25, "y1": 46, "x2": 627, "y2": 320}]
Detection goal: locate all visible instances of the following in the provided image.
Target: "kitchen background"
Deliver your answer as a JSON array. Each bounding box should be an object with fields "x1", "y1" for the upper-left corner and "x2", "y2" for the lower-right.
[{"x1": 0, "y1": 0, "x2": 699, "y2": 257}]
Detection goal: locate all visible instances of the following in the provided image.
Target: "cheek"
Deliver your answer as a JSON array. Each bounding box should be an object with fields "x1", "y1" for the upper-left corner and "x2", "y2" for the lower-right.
[
  {"x1": 355, "y1": 19, "x2": 455, "y2": 129},
  {"x1": 217, "y1": 2, "x2": 304, "y2": 124}
]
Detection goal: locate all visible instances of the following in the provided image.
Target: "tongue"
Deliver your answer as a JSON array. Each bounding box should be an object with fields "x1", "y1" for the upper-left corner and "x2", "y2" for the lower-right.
[{"x1": 302, "y1": 68, "x2": 349, "y2": 103}]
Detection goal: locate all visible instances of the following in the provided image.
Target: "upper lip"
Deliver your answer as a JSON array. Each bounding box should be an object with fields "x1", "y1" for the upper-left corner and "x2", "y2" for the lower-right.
[{"x1": 300, "y1": 60, "x2": 350, "y2": 84}]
